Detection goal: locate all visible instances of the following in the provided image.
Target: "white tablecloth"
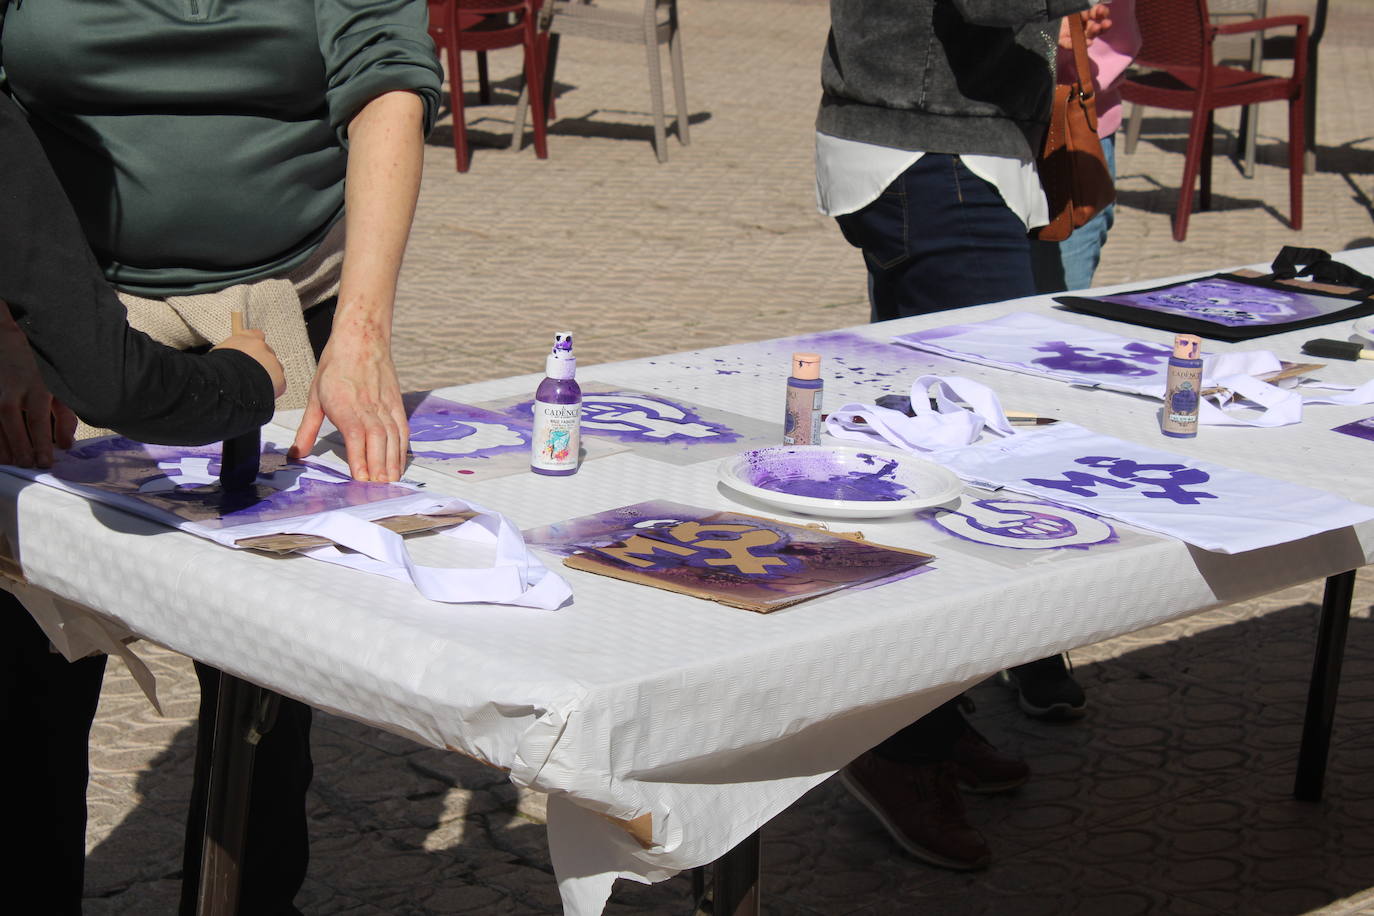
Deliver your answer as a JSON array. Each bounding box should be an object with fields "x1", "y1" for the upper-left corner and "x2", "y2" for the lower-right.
[{"x1": 6, "y1": 252, "x2": 1374, "y2": 913}]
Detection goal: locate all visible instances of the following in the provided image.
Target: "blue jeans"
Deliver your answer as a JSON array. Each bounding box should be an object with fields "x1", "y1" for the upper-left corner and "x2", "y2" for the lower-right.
[
  {"x1": 1031, "y1": 134, "x2": 1118, "y2": 293},
  {"x1": 835, "y1": 153, "x2": 1038, "y2": 322}
]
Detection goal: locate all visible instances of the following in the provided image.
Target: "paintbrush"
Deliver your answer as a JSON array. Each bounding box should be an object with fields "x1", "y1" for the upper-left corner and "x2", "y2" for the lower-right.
[
  {"x1": 1301, "y1": 339, "x2": 1374, "y2": 361},
  {"x1": 219, "y1": 311, "x2": 262, "y2": 492},
  {"x1": 871, "y1": 395, "x2": 1057, "y2": 425}
]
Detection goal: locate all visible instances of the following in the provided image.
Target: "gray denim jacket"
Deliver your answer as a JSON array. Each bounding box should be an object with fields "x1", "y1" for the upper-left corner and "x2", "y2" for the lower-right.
[{"x1": 818, "y1": 0, "x2": 1092, "y2": 161}]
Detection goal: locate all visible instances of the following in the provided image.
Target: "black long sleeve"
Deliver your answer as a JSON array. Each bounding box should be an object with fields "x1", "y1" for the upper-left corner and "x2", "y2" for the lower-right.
[{"x1": 0, "y1": 94, "x2": 275, "y2": 446}]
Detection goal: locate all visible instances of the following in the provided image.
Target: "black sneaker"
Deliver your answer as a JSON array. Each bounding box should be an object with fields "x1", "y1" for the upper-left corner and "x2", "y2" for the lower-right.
[{"x1": 1001, "y1": 654, "x2": 1086, "y2": 720}]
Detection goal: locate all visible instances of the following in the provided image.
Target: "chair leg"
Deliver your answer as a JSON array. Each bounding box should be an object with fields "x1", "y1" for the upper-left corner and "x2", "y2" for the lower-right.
[
  {"x1": 1290, "y1": 94, "x2": 1305, "y2": 229},
  {"x1": 446, "y1": 40, "x2": 471, "y2": 172},
  {"x1": 478, "y1": 51, "x2": 492, "y2": 105},
  {"x1": 1305, "y1": 54, "x2": 1319, "y2": 175},
  {"x1": 1200, "y1": 111, "x2": 1214, "y2": 212},
  {"x1": 1174, "y1": 107, "x2": 1211, "y2": 242},
  {"x1": 668, "y1": 9, "x2": 689, "y2": 146},
  {"x1": 1124, "y1": 102, "x2": 1145, "y2": 154},
  {"x1": 644, "y1": 20, "x2": 668, "y2": 162},
  {"x1": 523, "y1": 18, "x2": 548, "y2": 160}
]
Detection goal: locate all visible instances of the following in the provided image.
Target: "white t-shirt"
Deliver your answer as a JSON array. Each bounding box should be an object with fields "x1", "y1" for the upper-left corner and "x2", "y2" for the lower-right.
[{"x1": 814, "y1": 130, "x2": 1049, "y2": 230}]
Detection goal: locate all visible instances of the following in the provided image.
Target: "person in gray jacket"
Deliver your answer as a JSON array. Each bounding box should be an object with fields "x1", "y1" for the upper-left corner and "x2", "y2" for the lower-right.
[{"x1": 817, "y1": 0, "x2": 1112, "y2": 871}]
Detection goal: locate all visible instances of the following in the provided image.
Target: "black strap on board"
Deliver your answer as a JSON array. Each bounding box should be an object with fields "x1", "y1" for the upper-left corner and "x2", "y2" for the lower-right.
[{"x1": 1267, "y1": 246, "x2": 1374, "y2": 296}]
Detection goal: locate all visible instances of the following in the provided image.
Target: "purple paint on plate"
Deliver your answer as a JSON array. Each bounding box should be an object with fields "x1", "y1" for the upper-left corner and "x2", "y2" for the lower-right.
[
  {"x1": 1333, "y1": 417, "x2": 1374, "y2": 442},
  {"x1": 741, "y1": 449, "x2": 912, "y2": 502}
]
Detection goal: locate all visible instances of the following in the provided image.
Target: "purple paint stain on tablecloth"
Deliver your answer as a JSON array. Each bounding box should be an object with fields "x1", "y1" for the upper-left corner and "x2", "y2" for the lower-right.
[{"x1": 1333, "y1": 417, "x2": 1374, "y2": 442}]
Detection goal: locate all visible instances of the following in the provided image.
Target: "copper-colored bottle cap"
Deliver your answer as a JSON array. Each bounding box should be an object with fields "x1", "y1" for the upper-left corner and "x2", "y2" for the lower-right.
[
  {"x1": 1172, "y1": 334, "x2": 1201, "y2": 360},
  {"x1": 792, "y1": 352, "x2": 821, "y2": 380}
]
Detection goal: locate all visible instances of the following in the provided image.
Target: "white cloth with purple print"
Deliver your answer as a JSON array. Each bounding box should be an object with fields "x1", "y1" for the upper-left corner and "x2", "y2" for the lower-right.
[
  {"x1": 937, "y1": 423, "x2": 1374, "y2": 553},
  {"x1": 891, "y1": 312, "x2": 1374, "y2": 427},
  {"x1": 827, "y1": 377, "x2": 1374, "y2": 552}
]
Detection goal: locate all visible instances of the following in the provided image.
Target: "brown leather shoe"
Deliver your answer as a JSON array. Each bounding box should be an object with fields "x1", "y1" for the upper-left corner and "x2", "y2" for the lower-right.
[
  {"x1": 840, "y1": 752, "x2": 991, "y2": 870},
  {"x1": 950, "y1": 724, "x2": 1030, "y2": 794}
]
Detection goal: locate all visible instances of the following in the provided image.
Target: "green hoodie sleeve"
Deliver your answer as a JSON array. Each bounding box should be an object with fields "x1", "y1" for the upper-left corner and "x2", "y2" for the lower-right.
[{"x1": 315, "y1": 0, "x2": 443, "y2": 143}]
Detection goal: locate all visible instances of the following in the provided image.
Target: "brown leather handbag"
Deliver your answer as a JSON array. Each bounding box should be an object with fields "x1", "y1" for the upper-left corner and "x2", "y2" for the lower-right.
[{"x1": 1032, "y1": 15, "x2": 1116, "y2": 242}]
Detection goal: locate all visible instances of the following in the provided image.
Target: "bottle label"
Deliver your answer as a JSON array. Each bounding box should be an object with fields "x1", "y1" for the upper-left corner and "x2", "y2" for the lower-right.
[
  {"x1": 783, "y1": 386, "x2": 823, "y2": 446},
  {"x1": 531, "y1": 401, "x2": 581, "y2": 470}
]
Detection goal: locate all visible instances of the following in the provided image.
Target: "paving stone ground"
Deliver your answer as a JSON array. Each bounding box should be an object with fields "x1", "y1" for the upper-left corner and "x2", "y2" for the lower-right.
[{"x1": 81, "y1": 1, "x2": 1374, "y2": 913}]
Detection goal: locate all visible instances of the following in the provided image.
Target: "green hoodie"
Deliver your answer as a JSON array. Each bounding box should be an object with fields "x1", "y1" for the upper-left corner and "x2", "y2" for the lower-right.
[{"x1": 1, "y1": 0, "x2": 441, "y2": 296}]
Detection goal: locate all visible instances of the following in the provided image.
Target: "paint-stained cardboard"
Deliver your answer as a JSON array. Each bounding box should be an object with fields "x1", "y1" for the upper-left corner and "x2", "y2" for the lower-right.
[{"x1": 528, "y1": 500, "x2": 934, "y2": 613}]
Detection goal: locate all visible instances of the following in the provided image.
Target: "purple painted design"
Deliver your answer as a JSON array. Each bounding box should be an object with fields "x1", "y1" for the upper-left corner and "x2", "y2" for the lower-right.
[
  {"x1": 1332, "y1": 417, "x2": 1374, "y2": 442},
  {"x1": 1098, "y1": 277, "x2": 1335, "y2": 327},
  {"x1": 924, "y1": 497, "x2": 1117, "y2": 551},
  {"x1": 56, "y1": 438, "x2": 415, "y2": 529},
  {"x1": 1024, "y1": 456, "x2": 1217, "y2": 505},
  {"x1": 508, "y1": 391, "x2": 741, "y2": 444},
  {"x1": 742, "y1": 450, "x2": 911, "y2": 502},
  {"x1": 1030, "y1": 340, "x2": 1171, "y2": 377},
  {"x1": 403, "y1": 393, "x2": 530, "y2": 461},
  {"x1": 523, "y1": 500, "x2": 934, "y2": 608}
]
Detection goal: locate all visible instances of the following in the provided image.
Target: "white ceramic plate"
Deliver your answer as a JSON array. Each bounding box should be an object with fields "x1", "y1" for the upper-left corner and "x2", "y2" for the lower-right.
[
  {"x1": 717, "y1": 445, "x2": 963, "y2": 519},
  {"x1": 1352, "y1": 315, "x2": 1374, "y2": 345}
]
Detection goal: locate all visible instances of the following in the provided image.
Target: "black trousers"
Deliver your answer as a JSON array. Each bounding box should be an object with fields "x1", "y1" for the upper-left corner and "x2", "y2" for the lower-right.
[
  {"x1": 0, "y1": 594, "x2": 106, "y2": 916},
  {"x1": 0, "y1": 297, "x2": 339, "y2": 913}
]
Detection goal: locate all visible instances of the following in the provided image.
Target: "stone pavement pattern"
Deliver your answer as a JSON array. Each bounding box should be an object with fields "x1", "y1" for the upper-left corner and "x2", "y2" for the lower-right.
[{"x1": 81, "y1": 1, "x2": 1374, "y2": 913}]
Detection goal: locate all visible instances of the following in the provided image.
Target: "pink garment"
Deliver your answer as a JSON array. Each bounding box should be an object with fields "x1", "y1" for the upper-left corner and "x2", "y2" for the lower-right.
[{"x1": 1059, "y1": 0, "x2": 1142, "y2": 138}]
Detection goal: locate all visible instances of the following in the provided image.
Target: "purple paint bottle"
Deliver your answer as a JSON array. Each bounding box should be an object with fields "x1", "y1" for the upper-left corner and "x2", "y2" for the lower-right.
[
  {"x1": 1161, "y1": 333, "x2": 1203, "y2": 439},
  {"x1": 783, "y1": 352, "x2": 823, "y2": 446},
  {"x1": 532, "y1": 332, "x2": 582, "y2": 475}
]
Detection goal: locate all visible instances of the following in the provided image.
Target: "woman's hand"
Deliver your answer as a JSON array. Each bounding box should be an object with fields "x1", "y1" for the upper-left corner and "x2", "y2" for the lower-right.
[
  {"x1": 0, "y1": 301, "x2": 76, "y2": 467},
  {"x1": 1060, "y1": 3, "x2": 1113, "y2": 48},
  {"x1": 291, "y1": 322, "x2": 407, "y2": 482}
]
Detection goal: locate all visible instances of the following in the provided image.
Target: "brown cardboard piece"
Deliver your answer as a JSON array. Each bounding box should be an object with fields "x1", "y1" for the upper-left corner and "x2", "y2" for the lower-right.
[
  {"x1": 235, "y1": 512, "x2": 475, "y2": 555},
  {"x1": 563, "y1": 510, "x2": 933, "y2": 613}
]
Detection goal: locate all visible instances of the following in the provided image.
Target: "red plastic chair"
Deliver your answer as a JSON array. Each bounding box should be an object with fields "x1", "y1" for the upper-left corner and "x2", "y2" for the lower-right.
[
  {"x1": 1120, "y1": 0, "x2": 1308, "y2": 241},
  {"x1": 427, "y1": 0, "x2": 548, "y2": 172}
]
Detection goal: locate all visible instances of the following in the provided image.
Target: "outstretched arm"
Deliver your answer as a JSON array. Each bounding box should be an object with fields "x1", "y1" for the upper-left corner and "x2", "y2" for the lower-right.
[
  {"x1": 290, "y1": 90, "x2": 425, "y2": 482},
  {"x1": 0, "y1": 95, "x2": 282, "y2": 459}
]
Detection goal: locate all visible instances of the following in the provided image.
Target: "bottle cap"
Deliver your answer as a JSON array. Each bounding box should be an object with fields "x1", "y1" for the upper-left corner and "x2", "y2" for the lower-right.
[
  {"x1": 546, "y1": 331, "x2": 576, "y2": 379},
  {"x1": 1172, "y1": 334, "x2": 1201, "y2": 360},
  {"x1": 791, "y1": 352, "x2": 821, "y2": 380}
]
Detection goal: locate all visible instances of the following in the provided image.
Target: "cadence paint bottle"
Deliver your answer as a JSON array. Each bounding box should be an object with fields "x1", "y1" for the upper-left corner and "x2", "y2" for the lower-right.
[
  {"x1": 783, "y1": 352, "x2": 823, "y2": 445},
  {"x1": 531, "y1": 332, "x2": 582, "y2": 475},
  {"x1": 1161, "y1": 333, "x2": 1203, "y2": 438}
]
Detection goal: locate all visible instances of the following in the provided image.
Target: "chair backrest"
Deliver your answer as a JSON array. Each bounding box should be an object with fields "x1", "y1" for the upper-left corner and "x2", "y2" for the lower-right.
[{"x1": 1134, "y1": 0, "x2": 1213, "y2": 71}]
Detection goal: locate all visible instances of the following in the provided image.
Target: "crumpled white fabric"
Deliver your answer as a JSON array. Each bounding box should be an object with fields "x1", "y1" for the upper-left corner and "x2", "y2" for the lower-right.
[
  {"x1": 891, "y1": 311, "x2": 1374, "y2": 428},
  {"x1": 825, "y1": 375, "x2": 1014, "y2": 452}
]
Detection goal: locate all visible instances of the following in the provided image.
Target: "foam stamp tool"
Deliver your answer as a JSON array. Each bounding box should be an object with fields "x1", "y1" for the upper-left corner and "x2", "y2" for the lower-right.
[
  {"x1": 219, "y1": 311, "x2": 262, "y2": 493},
  {"x1": 1301, "y1": 338, "x2": 1374, "y2": 361}
]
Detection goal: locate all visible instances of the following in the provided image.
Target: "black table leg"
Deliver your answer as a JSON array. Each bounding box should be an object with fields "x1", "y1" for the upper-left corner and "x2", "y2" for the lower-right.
[
  {"x1": 1294, "y1": 570, "x2": 1357, "y2": 802},
  {"x1": 711, "y1": 830, "x2": 761, "y2": 916},
  {"x1": 197, "y1": 673, "x2": 280, "y2": 915}
]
